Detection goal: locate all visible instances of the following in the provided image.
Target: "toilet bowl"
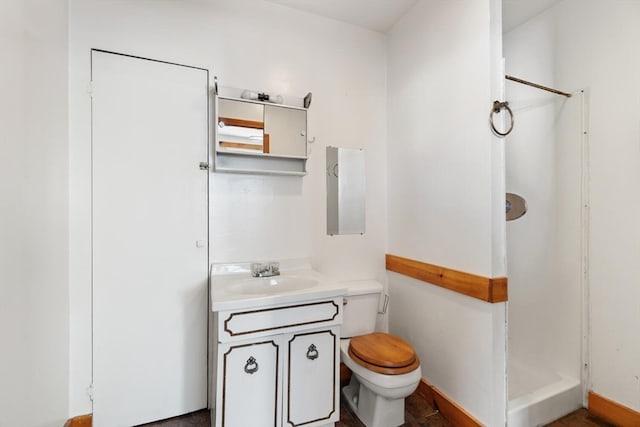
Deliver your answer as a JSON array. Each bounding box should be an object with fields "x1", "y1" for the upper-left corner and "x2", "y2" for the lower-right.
[{"x1": 339, "y1": 281, "x2": 422, "y2": 427}]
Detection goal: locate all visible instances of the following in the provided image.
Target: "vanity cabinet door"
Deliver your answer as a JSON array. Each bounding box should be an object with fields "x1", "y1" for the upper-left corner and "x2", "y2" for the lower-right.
[
  {"x1": 216, "y1": 339, "x2": 282, "y2": 427},
  {"x1": 284, "y1": 328, "x2": 339, "y2": 427}
]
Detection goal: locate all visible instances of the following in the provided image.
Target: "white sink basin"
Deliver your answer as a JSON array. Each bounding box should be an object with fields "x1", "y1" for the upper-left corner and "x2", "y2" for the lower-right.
[
  {"x1": 226, "y1": 276, "x2": 318, "y2": 295},
  {"x1": 211, "y1": 265, "x2": 347, "y2": 311}
]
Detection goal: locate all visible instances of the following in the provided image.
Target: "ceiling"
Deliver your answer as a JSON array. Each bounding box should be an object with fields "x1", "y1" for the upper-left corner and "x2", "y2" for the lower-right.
[
  {"x1": 502, "y1": 0, "x2": 563, "y2": 33},
  {"x1": 264, "y1": 0, "x2": 563, "y2": 34},
  {"x1": 263, "y1": 0, "x2": 417, "y2": 33}
]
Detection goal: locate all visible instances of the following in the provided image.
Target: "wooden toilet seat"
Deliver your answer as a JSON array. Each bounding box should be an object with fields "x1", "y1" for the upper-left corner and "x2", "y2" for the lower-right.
[{"x1": 348, "y1": 332, "x2": 420, "y2": 375}]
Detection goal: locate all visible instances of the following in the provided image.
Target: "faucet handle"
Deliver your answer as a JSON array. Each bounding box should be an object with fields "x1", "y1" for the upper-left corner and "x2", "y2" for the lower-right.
[
  {"x1": 250, "y1": 261, "x2": 280, "y2": 277},
  {"x1": 269, "y1": 262, "x2": 280, "y2": 275},
  {"x1": 250, "y1": 263, "x2": 265, "y2": 277}
]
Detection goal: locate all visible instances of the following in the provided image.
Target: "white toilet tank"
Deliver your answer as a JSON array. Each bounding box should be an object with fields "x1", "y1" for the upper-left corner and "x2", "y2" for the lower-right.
[{"x1": 340, "y1": 280, "x2": 384, "y2": 338}]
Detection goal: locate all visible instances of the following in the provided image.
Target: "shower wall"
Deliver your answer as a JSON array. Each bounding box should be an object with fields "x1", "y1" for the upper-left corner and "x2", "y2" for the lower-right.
[
  {"x1": 504, "y1": 5, "x2": 583, "y2": 401},
  {"x1": 553, "y1": 0, "x2": 640, "y2": 414},
  {"x1": 507, "y1": 1, "x2": 640, "y2": 417}
]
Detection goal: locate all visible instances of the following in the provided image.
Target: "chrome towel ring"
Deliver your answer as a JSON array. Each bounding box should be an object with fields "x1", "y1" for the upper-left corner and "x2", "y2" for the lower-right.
[{"x1": 490, "y1": 100, "x2": 514, "y2": 137}]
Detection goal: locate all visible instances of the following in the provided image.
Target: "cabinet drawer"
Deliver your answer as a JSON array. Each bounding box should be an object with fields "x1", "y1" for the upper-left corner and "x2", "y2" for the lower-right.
[{"x1": 217, "y1": 298, "x2": 342, "y2": 342}]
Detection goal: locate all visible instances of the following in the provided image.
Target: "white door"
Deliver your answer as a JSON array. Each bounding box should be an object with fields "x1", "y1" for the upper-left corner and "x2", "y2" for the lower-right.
[{"x1": 91, "y1": 50, "x2": 209, "y2": 427}]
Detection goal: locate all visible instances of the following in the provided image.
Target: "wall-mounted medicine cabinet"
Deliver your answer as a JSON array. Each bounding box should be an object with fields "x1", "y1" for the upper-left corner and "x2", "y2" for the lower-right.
[
  {"x1": 327, "y1": 147, "x2": 365, "y2": 235},
  {"x1": 213, "y1": 91, "x2": 309, "y2": 176}
]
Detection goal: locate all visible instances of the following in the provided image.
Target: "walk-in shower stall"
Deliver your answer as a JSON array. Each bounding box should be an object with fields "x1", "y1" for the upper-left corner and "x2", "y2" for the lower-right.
[{"x1": 503, "y1": 11, "x2": 588, "y2": 426}]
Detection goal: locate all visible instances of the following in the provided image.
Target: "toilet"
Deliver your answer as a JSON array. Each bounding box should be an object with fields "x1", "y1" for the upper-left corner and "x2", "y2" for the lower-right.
[{"x1": 340, "y1": 280, "x2": 421, "y2": 427}]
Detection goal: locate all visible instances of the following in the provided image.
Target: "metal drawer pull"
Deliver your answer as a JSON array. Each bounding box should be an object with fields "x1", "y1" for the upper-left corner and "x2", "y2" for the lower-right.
[
  {"x1": 244, "y1": 356, "x2": 259, "y2": 374},
  {"x1": 306, "y1": 344, "x2": 319, "y2": 360}
]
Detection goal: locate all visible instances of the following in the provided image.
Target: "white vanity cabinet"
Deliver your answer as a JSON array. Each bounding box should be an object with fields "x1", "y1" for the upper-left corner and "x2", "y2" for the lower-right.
[{"x1": 212, "y1": 297, "x2": 342, "y2": 427}]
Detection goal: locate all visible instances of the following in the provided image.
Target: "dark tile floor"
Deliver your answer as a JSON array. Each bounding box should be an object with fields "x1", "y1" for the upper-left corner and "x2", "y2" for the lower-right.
[
  {"x1": 138, "y1": 396, "x2": 613, "y2": 427},
  {"x1": 336, "y1": 393, "x2": 450, "y2": 427},
  {"x1": 544, "y1": 408, "x2": 615, "y2": 427},
  {"x1": 137, "y1": 409, "x2": 209, "y2": 427}
]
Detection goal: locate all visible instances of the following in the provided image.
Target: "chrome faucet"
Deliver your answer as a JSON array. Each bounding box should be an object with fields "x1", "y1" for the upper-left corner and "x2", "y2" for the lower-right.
[{"x1": 251, "y1": 262, "x2": 280, "y2": 278}]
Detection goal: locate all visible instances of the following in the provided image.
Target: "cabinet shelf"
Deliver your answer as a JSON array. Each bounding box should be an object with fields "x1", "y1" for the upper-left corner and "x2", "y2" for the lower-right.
[
  {"x1": 214, "y1": 151, "x2": 307, "y2": 176},
  {"x1": 218, "y1": 95, "x2": 308, "y2": 111}
]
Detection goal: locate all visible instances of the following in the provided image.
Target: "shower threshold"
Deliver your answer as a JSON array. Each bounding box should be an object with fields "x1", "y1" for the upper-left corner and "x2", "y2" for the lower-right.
[{"x1": 508, "y1": 376, "x2": 582, "y2": 427}]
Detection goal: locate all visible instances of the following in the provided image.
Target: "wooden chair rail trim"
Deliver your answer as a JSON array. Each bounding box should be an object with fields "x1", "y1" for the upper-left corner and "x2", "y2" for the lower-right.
[
  {"x1": 418, "y1": 378, "x2": 484, "y2": 427},
  {"x1": 385, "y1": 254, "x2": 508, "y2": 303},
  {"x1": 588, "y1": 390, "x2": 640, "y2": 426},
  {"x1": 218, "y1": 116, "x2": 264, "y2": 129},
  {"x1": 63, "y1": 414, "x2": 92, "y2": 427}
]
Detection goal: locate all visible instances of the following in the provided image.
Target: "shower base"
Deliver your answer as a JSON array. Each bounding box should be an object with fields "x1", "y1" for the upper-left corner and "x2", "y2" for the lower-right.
[{"x1": 508, "y1": 361, "x2": 582, "y2": 426}]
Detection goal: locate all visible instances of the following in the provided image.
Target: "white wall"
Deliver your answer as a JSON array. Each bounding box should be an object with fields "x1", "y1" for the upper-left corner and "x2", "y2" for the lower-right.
[
  {"x1": 0, "y1": 0, "x2": 69, "y2": 426},
  {"x1": 555, "y1": 0, "x2": 640, "y2": 413},
  {"x1": 386, "y1": 1, "x2": 506, "y2": 425},
  {"x1": 504, "y1": 6, "x2": 583, "y2": 395},
  {"x1": 68, "y1": 0, "x2": 387, "y2": 415}
]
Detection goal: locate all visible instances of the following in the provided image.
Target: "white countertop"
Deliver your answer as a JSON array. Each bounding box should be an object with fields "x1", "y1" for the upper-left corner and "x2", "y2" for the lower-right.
[{"x1": 210, "y1": 268, "x2": 347, "y2": 312}]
